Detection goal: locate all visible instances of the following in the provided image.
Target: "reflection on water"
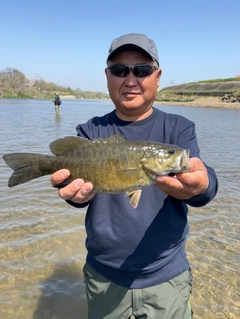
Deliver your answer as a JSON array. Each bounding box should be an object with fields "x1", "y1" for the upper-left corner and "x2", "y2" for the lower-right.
[
  {"x1": 55, "y1": 111, "x2": 61, "y2": 121},
  {"x1": 33, "y1": 261, "x2": 88, "y2": 319},
  {"x1": 0, "y1": 99, "x2": 239, "y2": 319}
]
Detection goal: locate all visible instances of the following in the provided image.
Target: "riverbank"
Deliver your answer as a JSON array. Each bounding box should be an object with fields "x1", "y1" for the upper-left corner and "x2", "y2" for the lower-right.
[{"x1": 156, "y1": 96, "x2": 240, "y2": 109}]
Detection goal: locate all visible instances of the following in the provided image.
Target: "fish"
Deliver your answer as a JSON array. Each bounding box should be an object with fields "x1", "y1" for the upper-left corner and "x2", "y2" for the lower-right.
[{"x1": 2, "y1": 134, "x2": 191, "y2": 208}]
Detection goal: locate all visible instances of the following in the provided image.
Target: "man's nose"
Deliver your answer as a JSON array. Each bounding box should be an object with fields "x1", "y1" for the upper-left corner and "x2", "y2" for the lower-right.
[{"x1": 124, "y1": 70, "x2": 138, "y2": 86}]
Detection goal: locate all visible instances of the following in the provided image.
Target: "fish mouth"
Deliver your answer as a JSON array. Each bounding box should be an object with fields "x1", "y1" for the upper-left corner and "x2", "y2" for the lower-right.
[
  {"x1": 160, "y1": 150, "x2": 191, "y2": 174},
  {"x1": 163, "y1": 149, "x2": 191, "y2": 174},
  {"x1": 178, "y1": 149, "x2": 191, "y2": 172}
]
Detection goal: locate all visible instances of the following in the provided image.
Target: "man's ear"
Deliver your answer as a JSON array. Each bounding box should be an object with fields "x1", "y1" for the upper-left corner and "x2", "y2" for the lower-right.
[
  {"x1": 157, "y1": 68, "x2": 162, "y2": 86},
  {"x1": 157, "y1": 68, "x2": 162, "y2": 78},
  {"x1": 105, "y1": 68, "x2": 110, "y2": 87}
]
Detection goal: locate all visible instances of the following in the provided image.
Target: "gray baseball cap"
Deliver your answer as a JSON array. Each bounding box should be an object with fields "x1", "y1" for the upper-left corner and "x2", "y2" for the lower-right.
[{"x1": 107, "y1": 33, "x2": 159, "y2": 66}]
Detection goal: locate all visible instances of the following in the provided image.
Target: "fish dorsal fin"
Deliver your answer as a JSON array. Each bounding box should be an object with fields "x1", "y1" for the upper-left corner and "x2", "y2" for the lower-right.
[
  {"x1": 92, "y1": 134, "x2": 126, "y2": 144},
  {"x1": 49, "y1": 136, "x2": 90, "y2": 155},
  {"x1": 49, "y1": 134, "x2": 125, "y2": 156}
]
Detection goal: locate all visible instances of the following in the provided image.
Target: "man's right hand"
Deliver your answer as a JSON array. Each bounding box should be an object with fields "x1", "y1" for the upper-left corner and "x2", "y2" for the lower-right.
[{"x1": 50, "y1": 169, "x2": 94, "y2": 204}]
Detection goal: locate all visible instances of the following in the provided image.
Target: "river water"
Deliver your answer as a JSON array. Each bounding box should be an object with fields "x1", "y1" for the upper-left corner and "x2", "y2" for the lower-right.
[{"x1": 0, "y1": 99, "x2": 239, "y2": 319}]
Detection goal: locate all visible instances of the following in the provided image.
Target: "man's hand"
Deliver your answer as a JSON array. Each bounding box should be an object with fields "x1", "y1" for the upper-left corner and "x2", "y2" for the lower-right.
[
  {"x1": 50, "y1": 169, "x2": 94, "y2": 204},
  {"x1": 155, "y1": 157, "x2": 209, "y2": 200}
]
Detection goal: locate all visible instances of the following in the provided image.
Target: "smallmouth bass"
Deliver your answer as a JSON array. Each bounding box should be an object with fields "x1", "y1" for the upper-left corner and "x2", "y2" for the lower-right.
[{"x1": 3, "y1": 134, "x2": 191, "y2": 208}]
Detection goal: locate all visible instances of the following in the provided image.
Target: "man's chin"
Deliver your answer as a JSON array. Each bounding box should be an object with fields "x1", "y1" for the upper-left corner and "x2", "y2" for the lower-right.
[
  {"x1": 121, "y1": 96, "x2": 142, "y2": 107},
  {"x1": 121, "y1": 102, "x2": 141, "y2": 110}
]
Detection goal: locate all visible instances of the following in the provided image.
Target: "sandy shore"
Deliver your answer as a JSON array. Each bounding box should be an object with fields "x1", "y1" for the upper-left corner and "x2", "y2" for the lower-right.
[{"x1": 156, "y1": 96, "x2": 240, "y2": 109}]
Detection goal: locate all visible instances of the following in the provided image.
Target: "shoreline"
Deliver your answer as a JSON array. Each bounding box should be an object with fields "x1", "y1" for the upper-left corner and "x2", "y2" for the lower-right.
[
  {"x1": 1, "y1": 96, "x2": 240, "y2": 110},
  {"x1": 155, "y1": 96, "x2": 240, "y2": 110}
]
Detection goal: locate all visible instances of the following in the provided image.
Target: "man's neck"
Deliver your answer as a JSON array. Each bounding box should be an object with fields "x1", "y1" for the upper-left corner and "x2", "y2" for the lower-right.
[{"x1": 115, "y1": 107, "x2": 153, "y2": 122}]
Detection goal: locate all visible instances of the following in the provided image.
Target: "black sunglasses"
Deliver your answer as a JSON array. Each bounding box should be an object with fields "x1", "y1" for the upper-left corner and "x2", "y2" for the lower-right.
[{"x1": 107, "y1": 64, "x2": 158, "y2": 78}]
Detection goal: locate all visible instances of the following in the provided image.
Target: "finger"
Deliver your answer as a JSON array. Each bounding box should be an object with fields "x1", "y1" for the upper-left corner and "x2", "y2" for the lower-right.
[
  {"x1": 50, "y1": 169, "x2": 70, "y2": 186},
  {"x1": 174, "y1": 171, "x2": 196, "y2": 184},
  {"x1": 72, "y1": 188, "x2": 95, "y2": 204},
  {"x1": 155, "y1": 175, "x2": 179, "y2": 185},
  {"x1": 155, "y1": 177, "x2": 192, "y2": 200},
  {"x1": 58, "y1": 179, "x2": 84, "y2": 200},
  {"x1": 79, "y1": 182, "x2": 94, "y2": 196},
  {"x1": 70, "y1": 182, "x2": 95, "y2": 203},
  {"x1": 155, "y1": 176, "x2": 183, "y2": 191},
  {"x1": 176, "y1": 165, "x2": 208, "y2": 188},
  {"x1": 59, "y1": 179, "x2": 93, "y2": 201}
]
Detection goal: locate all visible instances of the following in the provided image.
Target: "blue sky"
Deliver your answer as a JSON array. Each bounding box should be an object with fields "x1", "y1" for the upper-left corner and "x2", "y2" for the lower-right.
[{"x1": 1, "y1": 0, "x2": 240, "y2": 92}]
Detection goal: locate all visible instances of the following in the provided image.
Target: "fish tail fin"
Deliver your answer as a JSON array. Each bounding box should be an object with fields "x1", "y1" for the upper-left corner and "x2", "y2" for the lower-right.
[{"x1": 3, "y1": 153, "x2": 51, "y2": 187}]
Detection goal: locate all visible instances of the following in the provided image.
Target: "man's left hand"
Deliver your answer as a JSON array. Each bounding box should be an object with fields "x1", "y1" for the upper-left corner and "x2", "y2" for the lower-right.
[{"x1": 155, "y1": 157, "x2": 209, "y2": 200}]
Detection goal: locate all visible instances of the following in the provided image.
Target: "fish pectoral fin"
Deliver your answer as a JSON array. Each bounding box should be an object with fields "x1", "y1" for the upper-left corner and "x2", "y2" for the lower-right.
[
  {"x1": 116, "y1": 168, "x2": 141, "y2": 181},
  {"x1": 126, "y1": 190, "x2": 142, "y2": 209},
  {"x1": 141, "y1": 151, "x2": 159, "y2": 165}
]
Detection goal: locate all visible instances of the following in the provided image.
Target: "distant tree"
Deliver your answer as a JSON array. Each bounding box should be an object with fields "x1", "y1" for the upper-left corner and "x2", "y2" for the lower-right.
[
  {"x1": 67, "y1": 86, "x2": 74, "y2": 92},
  {"x1": 0, "y1": 67, "x2": 108, "y2": 99},
  {"x1": 95, "y1": 92, "x2": 104, "y2": 99},
  {"x1": 35, "y1": 79, "x2": 48, "y2": 91},
  {"x1": 0, "y1": 67, "x2": 26, "y2": 96}
]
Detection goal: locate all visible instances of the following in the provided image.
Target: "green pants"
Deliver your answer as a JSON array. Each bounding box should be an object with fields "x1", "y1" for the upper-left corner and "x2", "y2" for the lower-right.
[{"x1": 83, "y1": 263, "x2": 193, "y2": 319}]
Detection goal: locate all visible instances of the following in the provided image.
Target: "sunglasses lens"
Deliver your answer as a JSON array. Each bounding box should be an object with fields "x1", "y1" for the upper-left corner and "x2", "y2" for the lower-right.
[
  {"x1": 134, "y1": 65, "x2": 154, "y2": 77},
  {"x1": 109, "y1": 64, "x2": 129, "y2": 77},
  {"x1": 108, "y1": 64, "x2": 156, "y2": 77}
]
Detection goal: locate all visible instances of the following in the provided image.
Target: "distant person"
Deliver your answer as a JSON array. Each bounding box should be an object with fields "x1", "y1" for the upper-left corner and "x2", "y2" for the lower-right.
[
  {"x1": 50, "y1": 33, "x2": 218, "y2": 319},
  {"x1": 52, "y1": 93, "x2": 61, "y2": 112}
]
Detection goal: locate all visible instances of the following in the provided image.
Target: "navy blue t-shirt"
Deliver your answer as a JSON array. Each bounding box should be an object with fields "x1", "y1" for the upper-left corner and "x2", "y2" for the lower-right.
[{"x1": 72, "y1": 107, "x2": 218, "y2": 288}]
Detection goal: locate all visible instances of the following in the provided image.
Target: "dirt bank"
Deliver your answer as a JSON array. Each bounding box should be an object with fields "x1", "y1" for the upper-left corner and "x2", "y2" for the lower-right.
[{"x1": 156, "y1": 96, "x2": 240, "y2": 110}]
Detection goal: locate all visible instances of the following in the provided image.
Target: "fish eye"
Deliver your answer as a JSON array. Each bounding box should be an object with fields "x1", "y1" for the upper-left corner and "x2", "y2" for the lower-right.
[{"x1": 168, "y1": 149, "x2": 175, "y2": 155}]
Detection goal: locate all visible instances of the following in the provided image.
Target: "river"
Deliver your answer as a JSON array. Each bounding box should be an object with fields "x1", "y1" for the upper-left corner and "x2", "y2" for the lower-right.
[{"x1": 0, "y1": 99, "x2": 239, "y2": 319}]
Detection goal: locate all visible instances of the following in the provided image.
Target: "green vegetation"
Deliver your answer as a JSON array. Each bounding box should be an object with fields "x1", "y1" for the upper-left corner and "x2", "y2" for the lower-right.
[
  {"x1": 156, "y1": 90, "x2": 195, "y2": 102},
  {"x1": 189, "y1": 77, "x2": 240, "y2": 84},
  {"x1": 157, "y1": 77, "x2": 240, "y2": 101},
  {"x1": 184, "y1": 77, "x2": 240, "y2": 84},
  {"x1": 0, "y1": 67, "x2": 108, "y2": 99}
]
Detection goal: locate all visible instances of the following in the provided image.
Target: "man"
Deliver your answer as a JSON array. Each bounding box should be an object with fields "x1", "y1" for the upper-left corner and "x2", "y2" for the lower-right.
[
  {"x1": 50, "y1": 33, "x2": 218, "y2": 319},
  {"x1": 52, "y1": 92, "x2": 61, "y2": 113}
]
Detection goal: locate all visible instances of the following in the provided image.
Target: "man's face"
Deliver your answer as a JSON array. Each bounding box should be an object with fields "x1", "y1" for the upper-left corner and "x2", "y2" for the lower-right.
[{"x1": 105, "y1": 50, "x2": 162, "y2": 121}]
